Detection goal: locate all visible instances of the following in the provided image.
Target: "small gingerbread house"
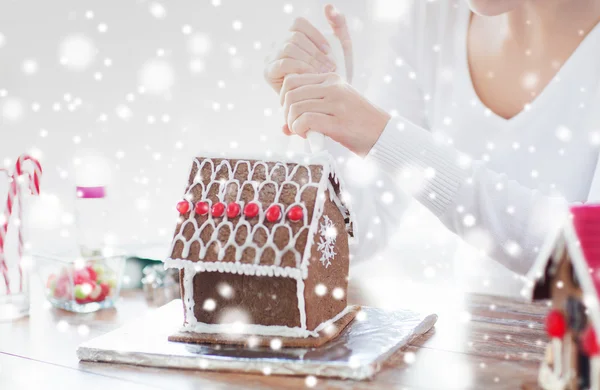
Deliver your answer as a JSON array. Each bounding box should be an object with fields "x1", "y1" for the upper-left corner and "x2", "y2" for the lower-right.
[
  {"x1": 164, "y1": 153, "x2": 356, "y2": 345},
  {"x1": 527, "y1": 204, "x2": 600, "y2": 390}
]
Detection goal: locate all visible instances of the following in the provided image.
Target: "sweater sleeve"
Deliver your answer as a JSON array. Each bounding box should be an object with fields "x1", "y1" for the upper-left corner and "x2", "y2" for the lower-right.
[{"x1": 367, "y1": 116, "x2": 569, "y2": 275}]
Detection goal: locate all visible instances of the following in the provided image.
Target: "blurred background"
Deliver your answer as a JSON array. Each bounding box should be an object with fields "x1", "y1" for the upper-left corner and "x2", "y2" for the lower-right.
[{"x1": 0, "y1": 0, "x2": 524, "y2": 304}]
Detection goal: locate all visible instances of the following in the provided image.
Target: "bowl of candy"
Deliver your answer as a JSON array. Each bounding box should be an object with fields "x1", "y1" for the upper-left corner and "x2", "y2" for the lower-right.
[{"x1": 34, "y1": 249, "x2": 126, "y2": 313}]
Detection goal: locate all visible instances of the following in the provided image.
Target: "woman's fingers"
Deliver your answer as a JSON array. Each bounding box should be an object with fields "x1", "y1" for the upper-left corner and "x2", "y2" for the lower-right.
[
  {"x1": 282, "y1": 124, "x2": 293, "y2": 135},
  {"x1": 279, "y1": 42, "x2": 331, "y2": 73},
  {"x1": 287, "y1": 99, "x2": 331, "y2": 132},
  {"x1": 289, "y1": 32, "x2": 336, "y2": 71},
  {"x1": 279, "y1": 73, "x2": 332, "y2": 105},
  {"x1": 290, "y1": 17, "x2": 331, "y2": 54},
  {"x1": 265, "y1": 58, "x2": 314, "y2": 85},
  {"x1": 283, "y1": 84, "x2": 328, "y2": 121},
  {"x1": 324, "y1": 4, "x2": 353, "y2": 83},
  {"x1": 291, "y1": 112, "x2": 335, "y2": 138}
]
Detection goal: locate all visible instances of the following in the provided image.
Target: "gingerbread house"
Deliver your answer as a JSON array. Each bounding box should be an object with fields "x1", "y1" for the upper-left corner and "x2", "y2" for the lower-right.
[
  {"x1": 527, "y1": 204, "x2": 600, "y2": 389},
  {"x1": 164, "y1": 153, "x2": 358, "y2": 346}
]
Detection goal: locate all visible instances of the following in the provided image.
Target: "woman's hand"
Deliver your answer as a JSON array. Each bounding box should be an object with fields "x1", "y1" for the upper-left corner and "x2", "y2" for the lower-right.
[
  {"x1": 264, "y1": 5, "x2": 353, "y2": 93},
  {"x1": 280, "y1": 73, "x2": 391, "y2": 156}
]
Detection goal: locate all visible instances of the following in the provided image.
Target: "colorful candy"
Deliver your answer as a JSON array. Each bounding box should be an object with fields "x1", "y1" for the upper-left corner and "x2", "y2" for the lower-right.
[{"x1": 45, "y1": 262, "x2": 117, "y2": 305}]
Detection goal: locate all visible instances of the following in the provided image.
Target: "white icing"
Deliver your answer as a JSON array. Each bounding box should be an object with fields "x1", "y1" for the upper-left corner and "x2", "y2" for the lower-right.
[
  {"x1": 179, "y1": 305, "x2": 355, "y2": 339},
  {"x1": 553, "y1": 338, "x2": 562, "y2": 377},
  {"x1": 592, "y1": 356, "x2": 600, "y2": 390},
  {"x1": 167, "y1": 154, "x2": 354, "y2": 280},
  {"x1": 539, "y1": 361, "x2": 569, "y2": 390},
  {"x1": 165, "y1": 258, "x2": 303, "y2": 280},
  {"x1": 296, "y1": 277, "x2": 306, "y2": 329},
  {"x1": 539, "y1": 337, "x2": 576, "y2": 390},
  {"x1": 317, "y1": 215, "x2": 337, "y2": 268}
]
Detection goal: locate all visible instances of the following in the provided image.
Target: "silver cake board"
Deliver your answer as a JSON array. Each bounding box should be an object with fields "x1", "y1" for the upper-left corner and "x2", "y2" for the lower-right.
[{"x1": 77, "y1": 300, "x2": 437, "y2": 381}]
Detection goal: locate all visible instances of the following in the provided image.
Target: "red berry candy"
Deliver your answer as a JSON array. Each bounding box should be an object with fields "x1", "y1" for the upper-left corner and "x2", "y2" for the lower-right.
[
  {"x1": 86, "y1": 265, "x2": 98, "y2": 282},
  {"x1": 266, "y1": 205, "x2": 282, "y2": 222},
  {"x1": 195, "y1": 201, "x2": 209, "y2": 215},
  {"x1": 211, "y1": 202, "x2": 226, "y2": 217},
  {"x1": 287, "y1": 205, "x2": 304, "y2": 222},
  {"x1": 227, "y1": 203, "x2": 241, "y2": 218},
  {"x1": 244, "y1": 202, "x2": 260, "y2": 218},
  {"x1": 583, "y1": 326, "x2": 600, "y2": 356},
  {"x1": 176, "y1": 200, "x2": 190, "y2": 214},
  {"x1": 73, "y1": 268, "x2": 91, "y2": 285},
  {"x1": 100, "y1": 282, "x2": 111, "y2": 298},
  {"x1": 546, "y1": 309, "x2": 567, "y2": 339}
]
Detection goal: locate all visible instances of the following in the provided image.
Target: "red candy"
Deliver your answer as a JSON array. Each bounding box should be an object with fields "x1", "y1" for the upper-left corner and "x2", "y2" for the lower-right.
[
  {"x1": 195, "y1": 201, "x2": 209, "y2": 215},
  {"x1": 244, "y1": 202, "x2": 259, "y2": 218},
  {"x1": 100, "y1": 282, "x2": 111, "y2": 299},
  {"x1": 211, "y1": 202, "x2": 226, "y2": 217},
  {"x1": 227, "y1": 203, "x2": 241, "y2": 218},
  {"x1": 266, "y1": 205, "x2": 282, "y2": 222},
  {"x1": 546, "y1": 309, "x2": 567, "y2": 338},
  {"x1": 73, "y1": 268, "x2": 91, "y2": 285},
  {"x1": 583, "y1": 326, "x2": 600, "y2": 356},
  {"x1": 287, "y1": 206, "x2": 303, "y2": 222},
  {"x1": 176, "y1": 200, "x2": 190, "y2": 214},
  {"x1": 86, "y1": 265, "x2": 98, "y2": 282}
]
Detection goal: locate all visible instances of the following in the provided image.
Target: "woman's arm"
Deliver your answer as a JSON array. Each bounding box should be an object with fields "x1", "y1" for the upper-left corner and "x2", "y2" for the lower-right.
[
  {"x1": 281, "y1": 71, "x2": 569, "y2": 275},
  {"x1": 370, "y1": 116, "x2": 568, "y2": 275}
]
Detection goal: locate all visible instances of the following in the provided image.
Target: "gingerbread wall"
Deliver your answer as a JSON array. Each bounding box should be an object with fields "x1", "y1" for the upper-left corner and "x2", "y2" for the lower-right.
[
  {"x1": 303, "y1": 191, "x2": 350, "y2": 330},
  {"x1": 185, "y1": 270, "x2": 301, "y2": 328}
]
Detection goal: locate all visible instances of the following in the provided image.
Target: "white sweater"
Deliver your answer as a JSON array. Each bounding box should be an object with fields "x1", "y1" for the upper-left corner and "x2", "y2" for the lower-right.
[{"x1": 326, "y1": 0, "x2": 600, "y2": 278}]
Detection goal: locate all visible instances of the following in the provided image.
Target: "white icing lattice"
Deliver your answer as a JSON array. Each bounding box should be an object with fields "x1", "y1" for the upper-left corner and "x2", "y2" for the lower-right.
[
  {"x1": 317, "y1": 215, "x2": 337, "y2": 268},
  {"x1": 167, "y1": 153, "x2": 353, "y2": 279}
]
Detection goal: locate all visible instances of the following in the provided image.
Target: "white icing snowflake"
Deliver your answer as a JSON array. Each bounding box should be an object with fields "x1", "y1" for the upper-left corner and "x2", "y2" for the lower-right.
[{"x1": 317, "y1": 215, "x2": 337, "y2": 268}]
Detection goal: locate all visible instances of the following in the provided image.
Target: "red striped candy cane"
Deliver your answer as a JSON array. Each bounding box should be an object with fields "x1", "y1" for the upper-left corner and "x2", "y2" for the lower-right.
[
  {"x1": 0, "y1": 170, "x2": 17, "y2": 294},
  {"x1": 15, "y1": 155, "x2": 42, "y2": 195},
  {"x1": 14, "y1": 155, "x2": 43, "y2": 292}
]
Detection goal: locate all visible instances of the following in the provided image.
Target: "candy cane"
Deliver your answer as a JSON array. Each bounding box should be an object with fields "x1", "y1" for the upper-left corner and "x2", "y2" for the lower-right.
[
  {"x1": 15, "y1": 155, "x2": 42, "y2": 195},
  {"x1": 0, "y1": 169, "x2": 17, "y2": 294},
  {"x1": 13, "y1": 155, "x2": 42, "y2": 292}
]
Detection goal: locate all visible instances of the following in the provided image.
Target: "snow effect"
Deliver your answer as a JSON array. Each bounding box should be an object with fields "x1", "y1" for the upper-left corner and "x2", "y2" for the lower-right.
[
  {"x1": 148, "y1": 2, "x2": 167, "y2": 19},
  {"x1": 314, "y1": 283, "x2": 327, "y2": 296},
  {"x1": 1, "y1": 98, "x2": 24, "y2": 122},
  {"x1": 522, "y1": 72, "x2": 539, "y2": 90},
  {"x1": 59, "y1": 34, "x2": 96, "y2": 71},
  {"x1": 203, "y1": 298, "x2": 216, "y2": 311},
  {"x1": 232, "y1": 20, "x2": 243, "y2": 31},
  {"x1": 139, "y1": 59, "x2": 174, "y2": 94},
  {"x1": 555, "y1": 126, "x2": 572, "y2": 142},
  {"x1": 317, "y1": 215, "x2": 337, "y2": 268},
  {"x1": 22, "y1": 59, "x2": 38, "y2": 75},
  {"x1": 373, "y1": 0, "x2": 410, "y2": 21},
  {"x1": 332, "y1": 287, "x2": 344, "y2": 300},
  {"x1": 187, "y1": 33, "x2": 212, "y2": 55},
  {"x1": 283, "y1": 4, "x2": 294, "y2": 14}
]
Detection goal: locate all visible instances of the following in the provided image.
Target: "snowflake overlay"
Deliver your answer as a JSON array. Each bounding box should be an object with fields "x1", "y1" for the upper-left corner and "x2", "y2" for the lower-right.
[{"x1": 317, "y1": 215, "x2": 337, "y2": 268}]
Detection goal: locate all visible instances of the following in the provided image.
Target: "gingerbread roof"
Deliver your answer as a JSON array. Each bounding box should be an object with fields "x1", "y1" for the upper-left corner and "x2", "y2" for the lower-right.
[
  {"x1": 528, "y1": 204, "x2": 600, "y2": 334},
  {"x1": 165, "y1": 153, "x2": 353, "y2": 279}
]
